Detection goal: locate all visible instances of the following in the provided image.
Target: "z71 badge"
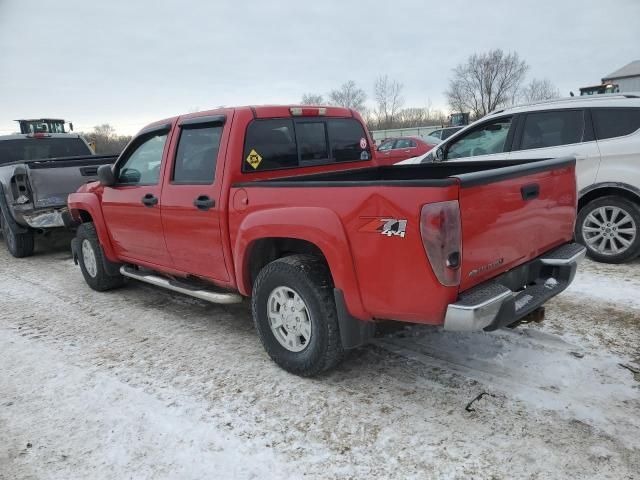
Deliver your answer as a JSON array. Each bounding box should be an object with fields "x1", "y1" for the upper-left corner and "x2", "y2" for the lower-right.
[{"x1": 359, "y1": 217, "x2": 408, "y2": 238}]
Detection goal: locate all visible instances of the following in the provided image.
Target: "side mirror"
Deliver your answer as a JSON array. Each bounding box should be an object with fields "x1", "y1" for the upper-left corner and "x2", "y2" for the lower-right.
[
  {"x1": 97, "y1": 164, "x2": 116, "y2": 187},
  {"x1": 435, "y1": 147, "x2": 445, "y2": 162}
]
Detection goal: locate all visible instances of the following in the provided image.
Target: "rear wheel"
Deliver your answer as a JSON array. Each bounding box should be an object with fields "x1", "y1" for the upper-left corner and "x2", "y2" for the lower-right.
[
  {"x1": 76, "y1": 222, "x2": 125, "y2": 291},
  {"x1": 252, "y1": 254, "x2": 344, "y2": 376},
  {"x1": 576, "y1": 196, "x2": 640, "y2": 263},
  {"x1": 1, "y1": 207, "x2": 34, "y2": 258}
]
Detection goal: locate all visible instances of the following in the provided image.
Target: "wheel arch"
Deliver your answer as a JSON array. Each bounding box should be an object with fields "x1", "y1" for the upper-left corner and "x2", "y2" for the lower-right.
[
  {"x1": 578, "y1": 182, "x2": 640, "y2": 211},
  {"x1": 68, "y1": 192, "x2": 118, "y2": 262},
  {"x1": 233, "y1": 207, "x2": 370, "y2": 320}
]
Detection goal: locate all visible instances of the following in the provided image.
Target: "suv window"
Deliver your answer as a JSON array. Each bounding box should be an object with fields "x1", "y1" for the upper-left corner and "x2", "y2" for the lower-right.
[
  {"x1": 243, "y1": 117, "x2": 371, "y2": 172},
  {"x1": 172, "y1": 125, "x2": 223, "y2": 184},
  {"x1": 446, "y1": 117, "x2": 512, "y2": 160},
  {"x1": 441, "y1": 128, "x2": 459, "y2": 140},
  {"x1": 116, "y1": 131, "x2": 168, "y2": 185},
  {"x1": 429, "y1": 130, "x2": 442, "y2": 139},
  {"x1": 592, "y1": 108, "x2": 640, "y2": 140},
  {"x1": 520, "y1": 110, "x2": 584, "y2": 150}
]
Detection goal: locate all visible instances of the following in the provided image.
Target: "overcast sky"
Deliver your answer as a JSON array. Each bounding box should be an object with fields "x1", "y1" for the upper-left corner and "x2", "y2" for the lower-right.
[{"x1": 1, "y1": 0, "x2": 638, "y2": 135}]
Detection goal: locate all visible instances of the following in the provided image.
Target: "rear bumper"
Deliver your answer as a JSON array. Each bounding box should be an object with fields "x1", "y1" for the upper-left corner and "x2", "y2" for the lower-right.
[{"x1": 443, "y1": 243, "x2": 586, "y2": 331}]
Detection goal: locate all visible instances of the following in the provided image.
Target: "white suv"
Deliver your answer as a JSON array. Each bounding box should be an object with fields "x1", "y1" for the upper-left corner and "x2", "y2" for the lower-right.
[{"x1": 400, "y1": 94, "x2": 640, "y2": 263}]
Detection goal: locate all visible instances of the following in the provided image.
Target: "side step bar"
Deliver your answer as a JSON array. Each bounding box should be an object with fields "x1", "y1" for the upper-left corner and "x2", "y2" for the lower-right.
[{"x1": 120, "y1": 266, "x2": 243, "y2": 305}]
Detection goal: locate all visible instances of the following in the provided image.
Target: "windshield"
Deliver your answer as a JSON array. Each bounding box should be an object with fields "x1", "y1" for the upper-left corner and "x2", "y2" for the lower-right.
[{"x1": 0, "y1": 137, "x2": 92, "y2": 165}]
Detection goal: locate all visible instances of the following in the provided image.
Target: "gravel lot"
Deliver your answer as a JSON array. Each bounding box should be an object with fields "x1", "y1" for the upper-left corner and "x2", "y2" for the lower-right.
[{"x1": 1, "y1": 232, "x2": 639, "y2": 480}]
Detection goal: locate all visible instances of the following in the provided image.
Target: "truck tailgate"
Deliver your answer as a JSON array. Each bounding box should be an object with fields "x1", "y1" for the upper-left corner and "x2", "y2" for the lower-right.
[
  {"x1": 25, "y1": 156, "x2": 116, "y2": 208},
  {"x1": 455, "y1": 157, "x2": 577, "y2": 292}
]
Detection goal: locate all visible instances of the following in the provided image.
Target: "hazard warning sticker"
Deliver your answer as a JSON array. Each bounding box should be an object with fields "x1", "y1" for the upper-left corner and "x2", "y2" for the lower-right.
[
  {"x1": 359, "y1": 137, "x2": 367, "y2": 149},
  {"x1": 246, "y1": 149, "x2": 263, "y2": 169}
]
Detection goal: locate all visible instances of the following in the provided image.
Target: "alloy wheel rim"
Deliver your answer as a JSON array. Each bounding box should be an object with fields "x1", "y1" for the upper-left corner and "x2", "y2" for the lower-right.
[
  {"x1": 81, "y1": 239, "x2": 98, "y2": 278},
  {"x1": 267, "y1": 286, "x2": 312, "y2": 353},
  {"x1": 582, "y1": 206, "x2": 637, "y2": 256}
]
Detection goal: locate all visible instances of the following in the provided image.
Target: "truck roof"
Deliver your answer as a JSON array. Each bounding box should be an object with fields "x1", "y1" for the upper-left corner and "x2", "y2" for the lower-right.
[
  {"x1": 0, "y1": 132, "x2": 85, "y2": 141},
  {"x1": 139, "y1": 105, "x2": 358, "y2": 134}
]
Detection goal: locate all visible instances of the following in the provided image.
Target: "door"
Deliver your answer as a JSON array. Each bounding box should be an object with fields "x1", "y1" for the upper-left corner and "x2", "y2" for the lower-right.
[
  {"x1": 443, "y1": 116, "x2": 514, "y2": 163},
  {"x1": 508, "y1": 109, "x2": 600, "y2": 190},
  {"x1": 102, "y1": 127, "x2": 172, "y2": 265},
  {"x1": 377, "y1": 139, "x2": 397, "y2": 162},
  {"x1": 392, "y1": 138, "x2": 419, "y2": 161},
  {"x1": 161, "y1": 115, "x2": 230, "y2": 282}
]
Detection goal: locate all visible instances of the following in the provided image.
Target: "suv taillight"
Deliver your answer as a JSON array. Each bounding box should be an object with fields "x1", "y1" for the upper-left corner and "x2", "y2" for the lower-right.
[{"x1": 420, "y1": 200, "x2": 462, "y2": 287}]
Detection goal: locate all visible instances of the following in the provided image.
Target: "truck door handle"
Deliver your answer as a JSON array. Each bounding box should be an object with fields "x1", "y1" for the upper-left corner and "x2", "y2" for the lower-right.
[
  {"x1": 193, "y1": 195, "x2": 215, "y2": 210},
  {"x1": 521, "y1": 184, "x2": 539, "y2": 201},
  {"x1": 141, "y1": 193, "x2": 158, "y2": 207}
]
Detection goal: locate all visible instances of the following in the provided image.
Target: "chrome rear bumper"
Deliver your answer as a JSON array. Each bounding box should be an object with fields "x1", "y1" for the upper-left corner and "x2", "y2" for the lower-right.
[{"x1": 444, "y1": 243, "x2": 586, "y2": 332}]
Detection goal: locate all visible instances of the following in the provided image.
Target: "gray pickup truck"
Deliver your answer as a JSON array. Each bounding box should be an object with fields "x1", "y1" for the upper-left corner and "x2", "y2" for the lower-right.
[{"x1": 0, "y1": 132, "x2": 116, "y2": 257}]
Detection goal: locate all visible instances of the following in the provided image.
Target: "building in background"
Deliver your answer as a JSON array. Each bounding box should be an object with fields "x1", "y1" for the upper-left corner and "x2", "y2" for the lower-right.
[
  {"x1": 602, "y1": 60, "x2": 640, "y2": 92},
  {"x1": 580, "y1": 60, "x2": 640, "y2": 96}
]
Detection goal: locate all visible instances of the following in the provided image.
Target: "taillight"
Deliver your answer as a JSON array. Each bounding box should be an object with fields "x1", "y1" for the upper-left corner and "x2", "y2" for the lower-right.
[{"x1": 420, "y1": 200, "x2": 462, "y2": 287}]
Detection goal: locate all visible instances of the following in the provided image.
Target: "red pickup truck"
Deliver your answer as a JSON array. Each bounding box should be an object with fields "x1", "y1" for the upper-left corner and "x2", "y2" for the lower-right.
[{"x1": 68, "y1": 105, "x2": 585, "y2": 376}]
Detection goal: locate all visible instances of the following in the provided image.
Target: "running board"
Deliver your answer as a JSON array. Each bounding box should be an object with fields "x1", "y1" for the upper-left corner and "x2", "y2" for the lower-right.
[{"x1": 120, "y1": 266, "x2": 243, "y2": 304}]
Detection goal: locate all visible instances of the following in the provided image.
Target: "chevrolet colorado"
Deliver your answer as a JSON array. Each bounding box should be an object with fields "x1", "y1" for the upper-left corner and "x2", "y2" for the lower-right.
[{"x1": 68, "y1": 105, "x2": 585, "y2": 376}]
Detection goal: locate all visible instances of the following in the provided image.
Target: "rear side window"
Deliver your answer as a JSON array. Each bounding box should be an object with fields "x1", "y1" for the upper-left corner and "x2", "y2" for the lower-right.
[
  {"x1": 172, "y1": 125, "x2": 223, "y2": 184},
  {"x1": 520, "y1": 110, "x2": 584, "y2": 150},
  {"x1": 592, "y1": 108, "x2": 640, "y2": 140},
  {"x1": 441, "y1": 128, "x2": 458, "y2": 140},
  {"x1": 243, "y1": 117, "x2": 370, "y2": 172}
]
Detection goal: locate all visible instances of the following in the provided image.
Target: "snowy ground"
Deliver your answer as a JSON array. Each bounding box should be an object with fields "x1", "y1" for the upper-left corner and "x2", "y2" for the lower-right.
[{"x1": 1, "y1": 233, "x2": 638, "y2": 480}]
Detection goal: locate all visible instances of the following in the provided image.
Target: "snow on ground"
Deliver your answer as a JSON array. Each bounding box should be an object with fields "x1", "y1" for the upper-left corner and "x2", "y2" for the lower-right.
[{"x1": 1, "y1": 233, "x2": 639, "y2": 479}]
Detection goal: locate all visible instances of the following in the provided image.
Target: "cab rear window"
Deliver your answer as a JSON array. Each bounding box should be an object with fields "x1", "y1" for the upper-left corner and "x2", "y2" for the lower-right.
[
  {"x1": 242, "y1": 117, "x2": 371, "y2": 172},
  {"x1": 0, "y1": 137, "x2": 92, "y2": 165}
]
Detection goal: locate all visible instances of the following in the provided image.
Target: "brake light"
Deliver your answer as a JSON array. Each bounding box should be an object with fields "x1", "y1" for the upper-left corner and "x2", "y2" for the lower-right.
[
  {"x1": 420, "y1": 200, "x2": 462, "y2": 286},
  {"x1": 28, "y1": 132, "x2": 51, "y2": 138},
  {"x1": 290, "y1": 107, "x2": 326, "y2": 117}
]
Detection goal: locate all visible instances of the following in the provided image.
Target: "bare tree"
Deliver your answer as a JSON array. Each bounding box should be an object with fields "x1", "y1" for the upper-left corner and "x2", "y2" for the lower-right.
[
  {"x1": 520, "y1": 78, "x2": 560, "y2": 103},
  {"x1": 328, "y1": 81, "x2": 367, "y2": 112},
  {"x1": 374, "y1": 75, "x2": 405, "y2": 129},
  {"x1": 446, "y1": 49, "x2": 529, "y2": 119},
  {"x1": 300, "y1": 93, "x2": 325, "y2": 105},
  {"x1": 82, "y1": 124, "x2": 131, "y2": 155}
]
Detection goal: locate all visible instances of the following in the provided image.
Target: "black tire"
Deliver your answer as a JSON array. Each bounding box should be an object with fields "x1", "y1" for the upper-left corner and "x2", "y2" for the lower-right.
[
  {"x1": 576, "y1": 195, "x2": 640, "y2": 264},
  {"x1": 76, "y1": 222, "x2": 125, "y2": 291},
  {"x1": 1, "y1": 207, "x2": 35, "y2": 258},
  {"x1": 252, "y1": 254, "x2": 344, "y2": 376}
]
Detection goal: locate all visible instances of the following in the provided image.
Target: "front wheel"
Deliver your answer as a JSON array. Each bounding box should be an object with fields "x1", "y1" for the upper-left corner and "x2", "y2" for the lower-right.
[
  {"x1": 576, "y1": 196, "x2": 640, "y2": 263},
  {"x1": 76, "y1": 222, "x2": 125, "y2": 291},
  {"x1": 252, "y1": 254, "x2": 344, "y2": 376},
  {"x1": 1, "y1": 208, "x2": 34, "y2": 258}
]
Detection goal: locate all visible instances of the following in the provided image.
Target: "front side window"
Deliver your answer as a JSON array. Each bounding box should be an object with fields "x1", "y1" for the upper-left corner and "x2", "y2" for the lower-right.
[
  {"x1": 172, "y1": 125, "x2": 222, "y2": 184},
  {"x1": 592, "y1": 108, "x2": 640, "y2": 140},
  {"x1": 446, "y1": 117, "x2": 512, "y2": 160},
  {"x1": 429, "y1": 130, "x2": 442, "y2": 139},
  {"x1": 520, "y1": 110, "x2": 584, "y2": 150},
  {"x1": 116, "y1": 131, "x2": 168, "y2": 185}
]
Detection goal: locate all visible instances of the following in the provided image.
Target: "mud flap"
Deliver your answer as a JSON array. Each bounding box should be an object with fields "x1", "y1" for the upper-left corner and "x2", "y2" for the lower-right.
[{"x1": 334, "y1": 288, "x2": 375, "y2": 349}]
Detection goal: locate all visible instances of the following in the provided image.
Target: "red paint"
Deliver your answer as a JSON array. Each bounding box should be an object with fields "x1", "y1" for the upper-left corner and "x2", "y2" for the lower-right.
[{"x1": 68, "y1": 105, "x2": 577, "y2": 327}]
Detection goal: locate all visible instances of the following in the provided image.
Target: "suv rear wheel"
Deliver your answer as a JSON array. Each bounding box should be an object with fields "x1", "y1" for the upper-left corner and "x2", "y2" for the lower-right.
[
  {"x1": 576, "y1": 196, "x2": 640, "y2": 263},
  {"x1": 252, "y1": 254, "x2": 344, "y2": 376}
]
